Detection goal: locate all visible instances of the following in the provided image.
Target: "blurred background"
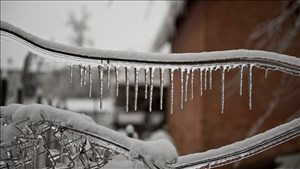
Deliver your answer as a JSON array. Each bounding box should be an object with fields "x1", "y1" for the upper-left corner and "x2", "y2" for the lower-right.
[{"x1": 1, "y1": 1, "x2": 300, "y2": 169}]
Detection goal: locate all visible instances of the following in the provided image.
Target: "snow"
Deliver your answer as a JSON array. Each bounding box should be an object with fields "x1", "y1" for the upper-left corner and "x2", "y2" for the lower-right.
[
  {"x1": 130, "y1": 139, "x2": 178, "y2": 168},
  {"x1": 1, "y1": 104, "x2": 178, "y2": 167}
]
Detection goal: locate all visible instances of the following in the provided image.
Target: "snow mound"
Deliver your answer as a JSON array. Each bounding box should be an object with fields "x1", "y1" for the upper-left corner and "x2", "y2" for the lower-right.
[{"x1": 130, "y1": 139, "x2": 178, "y2": 168}]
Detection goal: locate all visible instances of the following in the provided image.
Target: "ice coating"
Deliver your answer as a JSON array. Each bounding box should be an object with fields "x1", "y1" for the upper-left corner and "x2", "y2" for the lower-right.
[
  {"x1": 107, "y1": 65, "x2": 111, "y2": 90},
  {"x1": 1, "y1": 20, "x2": 300, "y2": 114},
  {"x1": 221, "y1": 67, "x2": 226, "y2": 114},
  {"x1": 89, "y1": 65, "x2": 92, "y2": 97},
  {"x1": 249, "y1": 65, "x2": 253, "y2": 110},
  {"x1": 149, "y1": 68, "x2": 154, "y2": 112},
  {"x1": 98, "y1": 65, "x2": 104, "y2": 110},
  {"x1": 170, "y1": 69, "x2": 174, "y2": 114},
  {"x1": 240, "y1": 65, "x2": 244, "y2": 96},
  {"x1": 199, "y1": 68, "x2": 203, "y2": 96},
  {"x1": 180, "y1": 69, "x2": 184, "y2": 109},
  {"x1": 145, "y1": 68, "x2": 149, "y2": 99},
  {"x1": 134, "y1": 68, "x2": 139, "y2": 111},
  {"x1": 175, "y1": 116, "x2": 300, "y2": 169},
  {"x1": 125, "y1": 67, "x2": 130, "y2": 112},
  {"x1": 190, "y1": 69, "x2": 194, "y2": 100},
  {"x1": 209, "y1": 67, "x2": 213, "y2": 90},
  {"x1": 160, "y1": 68, "x2": 164, "y2": 110},
  {"x1": 69, "y1": 64, "x2": 73, "y2": 83},
  {"x1": 185, "y1": 69, "x2": 189, "y2": 102},
  {"x1": 115, "y1": 66, "x2": 119, "y2": 97}
]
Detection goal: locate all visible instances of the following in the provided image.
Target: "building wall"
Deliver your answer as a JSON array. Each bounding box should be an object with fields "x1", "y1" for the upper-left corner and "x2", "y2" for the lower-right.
[{"x1": 168, "y1": 1, "x2": 300, "y2": 169}]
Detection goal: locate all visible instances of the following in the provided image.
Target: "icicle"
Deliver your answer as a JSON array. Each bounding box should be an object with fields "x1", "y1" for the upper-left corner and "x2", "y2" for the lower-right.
[
  {"x1": 145, "y1": 68, "x2": 149, "y2": 99},
  {"x1": 160, "y1": 68, "x2": 164, "y2": 110},
  {"x1": 170, "y1": 69, "x2": 174, "y2": 114},
  {"x1": 240, "y1": 65, "x2": 244, "y2": 96},
  {"x1": 125, "y1": 67, "x2": 130, "y2": 112},
  {"x1": 69, "y1": 65, "x2": 73, "y2": 83},
  {"x1": 98, "y1": 66, "x2": 104, "y2": 110},
  {"x1": 107, "y1": 66, "x2": 110, "y2": 90},
  {"x1": 180, "y1": 68, "x2": 184, "y2": 109},
  {"x1": 80, "y1": 65, "x2": 83, "y2": 87},
  {"x1": 185, "y1": 69, "x2": 189, "y2": 102},
  {"x1": 204, "y1": 68, "x2": 208, "y2": 90},
  {"x1": 149, "y1": 68, "x2": 154, "y2": 112},
  {"x1": 115, "y1": 66, "x2": 119, "y2": 97},
  {"x1": 134, "y1": 68, "x2": 139, "y2": 111},
  {"x1": 191, "y1": 69, "x2": 194, "y2": 100},
  {"x1": 89, "y1": 65, "x2": 93, "y2": 97},
  {"x1": 199, "y1": 68, "x2": 203, "y2": 96},
  {"x1": 221, "y1": 67, "x2": 226, "y2": 114},
  {"x1": 265, "y1": 68, "x2": 269, "y2": 78},
  {"x1": 249, "y1": 65, "x2": 253, "y2": 110},
  {"x1": 209, "y1": 67, "x2": 213, "y2": 90},
  {"x1": 83, "y1": 66, "x2": 87, "y2": 86}
]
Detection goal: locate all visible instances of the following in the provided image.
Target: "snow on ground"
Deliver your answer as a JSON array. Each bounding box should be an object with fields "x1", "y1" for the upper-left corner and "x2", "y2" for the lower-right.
[{"x1": 0, "y1": 103, "x2": 178, "y2": 168}]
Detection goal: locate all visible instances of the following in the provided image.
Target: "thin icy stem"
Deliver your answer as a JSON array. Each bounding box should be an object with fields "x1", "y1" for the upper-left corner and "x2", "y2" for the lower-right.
[
  {"x1": 134, "y1": 68, "x2": 139, "y2": 111},
  {"x1": 115, "y1": 66, "x2": 119, "y2": 97},
  {"x1": 80, "y1": 65, "x2": 83, "y2": 87},
  {"x1": 98, "y1": 65, "x2": 104, "y2": 110},
  {"x1": 265, "y1": 68, "x2": 269, "y2": 79},
  {"x1": 199, "y1": 68, "x2": 203, "y2": 96},
  {"x1": 84, "y1": 65, "x2": 87, "y2": 86},
  {"x1": 185, "y1": 69, "x2": 189, "y2": 102},
  {"x1": 69, "y1": 65, "x2": 73, "y2": 83},
  {"x1": 240, "y1": 65, "x2": 244, "y2": 96},
  {"x1": 191, "y1": 69, "x2": 194, "y2": 100},
  {"x1": 107, "y1": 66, "x2": 111, "y2": 90},
  {"x1": 149, "y1": 68, "x2": 154, "y2": 112},
  {"x1": 249, "y1": 65, "x2": 253, "y2": 110},
  {"x1": 180, "y1": 68, "x2": 184, "y2": 109},
  {"x1": 160, "y1": 68, "x2": 164, "y2": 110},
  {"x1": 89, "y1": 65, "x2": 93, "y2": 97},
  {"x1": 145, "y1": 68, "x2": 149, "y2": 99},
  {"x1": 221, "y1": 67, "x2": 226, "y2": 114},
  {"x1": 125, "y1": 67, "x2": 130, "y2": 112},
  {"x1": 204, "y1": 68, "x2": 207, "y2": 90},
  {"x1": 170, "y1": 69, "x2": 174, "y2": 114},
  {"x1": 209, "y1": 67, "x2": 213, "y2": 90}
]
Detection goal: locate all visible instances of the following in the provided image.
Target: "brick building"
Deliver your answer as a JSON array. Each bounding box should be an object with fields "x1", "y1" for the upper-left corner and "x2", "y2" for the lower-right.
[{"x1": 161, "y1": 1, "x2": 300, "y2": 169}]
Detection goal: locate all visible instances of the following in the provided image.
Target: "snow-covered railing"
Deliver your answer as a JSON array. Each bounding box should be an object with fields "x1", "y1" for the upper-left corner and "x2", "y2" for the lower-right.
[
  {"x1": 175, "y1": 117, "x2": 300, "y2": 169},
  {"x1": 0, "y1": 104, "x2": 177, "y2": 169},
  {"x1": 1, "y1": 20, "x2": 300, "y2": 114},
  {"x1": 1, "y1": 104, "x2": 300, "y2": 169}
]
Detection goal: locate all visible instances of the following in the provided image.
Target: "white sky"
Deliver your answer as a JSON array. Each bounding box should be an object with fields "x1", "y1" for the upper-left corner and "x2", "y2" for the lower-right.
[{"x1": 1, "y1": 1, "x2": 169, "y2": 70}]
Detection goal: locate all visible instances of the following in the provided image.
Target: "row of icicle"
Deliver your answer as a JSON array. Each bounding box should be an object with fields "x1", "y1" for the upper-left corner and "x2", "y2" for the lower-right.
[{"x1": 68, "y1": 63, "x2": 254, "y2": 114}]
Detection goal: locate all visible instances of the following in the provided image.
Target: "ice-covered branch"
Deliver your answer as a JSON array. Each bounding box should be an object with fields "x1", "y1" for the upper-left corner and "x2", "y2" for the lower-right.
[
  {"x1": 175, "y1": 116, "x2": 300, "y2": 169},
  {"x1": 1, "y1": 20, "x2": 299, "y2": 75}
]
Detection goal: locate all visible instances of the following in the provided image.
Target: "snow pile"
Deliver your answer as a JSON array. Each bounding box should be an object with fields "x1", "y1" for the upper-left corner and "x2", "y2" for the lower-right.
[
  {"x1": 130, "y1": 139, "x2": 178, "y2": 168},
  {"x1": 1, "y1": 104, "x2": 178, "y2": 167}
]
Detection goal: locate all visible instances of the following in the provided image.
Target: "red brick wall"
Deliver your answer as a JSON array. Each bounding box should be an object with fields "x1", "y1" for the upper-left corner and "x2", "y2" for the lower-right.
[{"x1": 168, "y1": 1, "x2": 300, "y2": 168}]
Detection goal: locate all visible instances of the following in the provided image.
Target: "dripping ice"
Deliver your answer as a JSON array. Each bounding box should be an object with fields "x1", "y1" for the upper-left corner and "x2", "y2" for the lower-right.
[{"x1": 66, "y1": 62, "x2": 256, "y2": 114}]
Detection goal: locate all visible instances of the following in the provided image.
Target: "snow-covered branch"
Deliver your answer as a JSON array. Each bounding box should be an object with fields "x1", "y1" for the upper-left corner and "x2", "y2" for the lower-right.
[
  {"x1": 175, "y1": 116, "x2": 300, "y2": 169},
  {"x1": 1, "y1": 104, "x2": 178, "y2": 169},
  {"x1": 1, "y1": 21, "x2": 299, "y2": 76}
]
